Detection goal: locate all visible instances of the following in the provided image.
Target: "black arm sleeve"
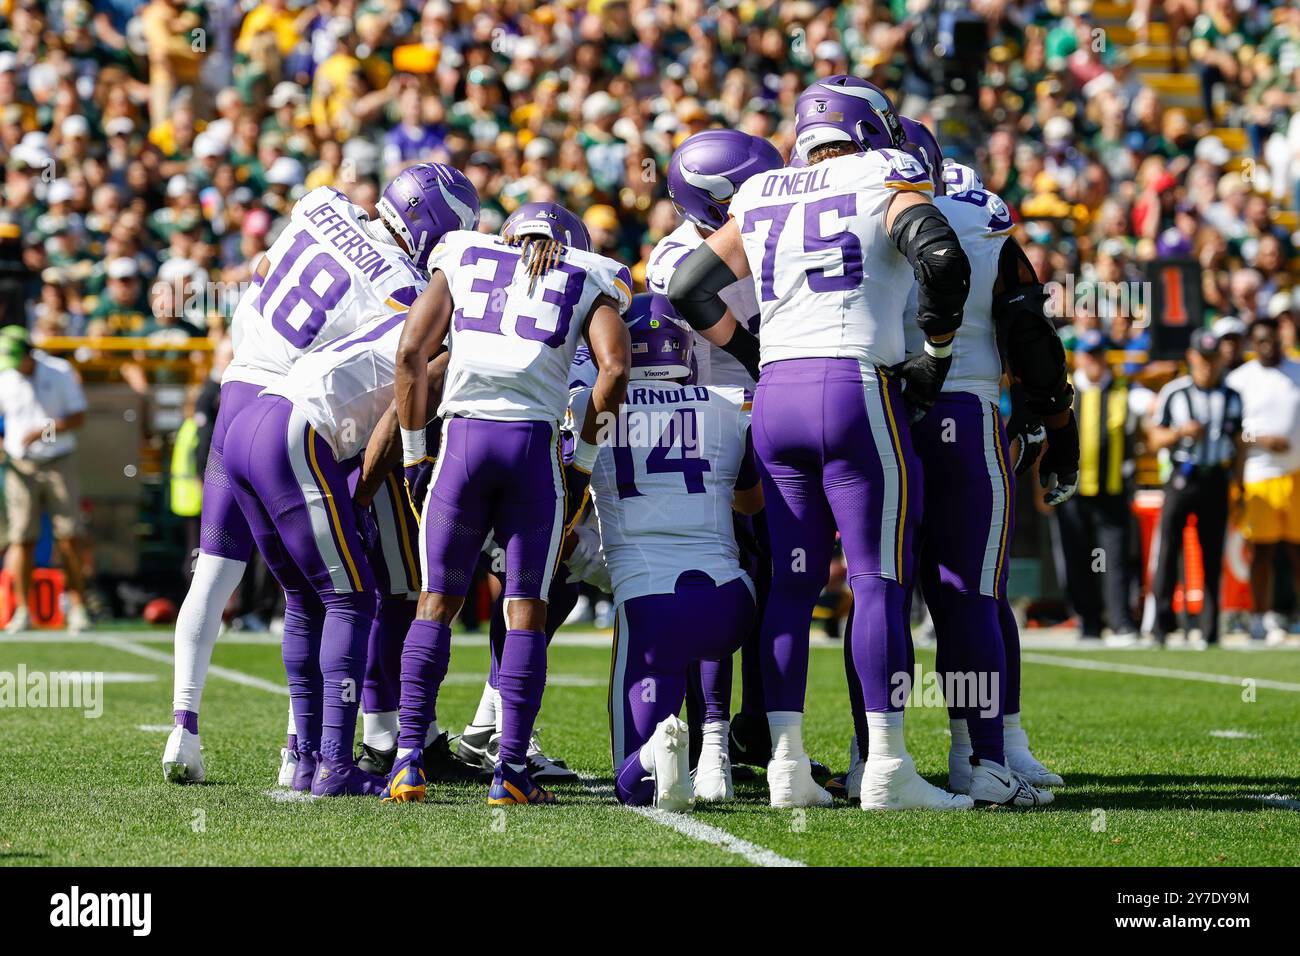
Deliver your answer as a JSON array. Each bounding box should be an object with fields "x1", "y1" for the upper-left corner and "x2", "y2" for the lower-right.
[
  {"x1": 992, "y1": 238, "x2": 1073, "y2": 417},
  {"x1": 666, "y1": 242, "x2": 739, "y2": 332},
  {"x1": 889, "y1": 202, "x2": 970, "y2": 338},
  {"x1": 717, "y1": 324, "x2": 761, "y2": 382}
]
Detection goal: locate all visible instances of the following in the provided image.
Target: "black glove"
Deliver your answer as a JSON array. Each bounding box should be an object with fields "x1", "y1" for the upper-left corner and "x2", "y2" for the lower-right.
[
  {"x1": 888, "y1": 347, "x2": 952, "y2": 423},
  {"x1": 353, "y1": 501, "x2": 379, "y2": 553},
  {"x1": 1006, "y1": 405, "x2": 1046, "y2": 477},
  {"x1": 1039, "y1": 411, "x2": 1080, "y2": 506}
]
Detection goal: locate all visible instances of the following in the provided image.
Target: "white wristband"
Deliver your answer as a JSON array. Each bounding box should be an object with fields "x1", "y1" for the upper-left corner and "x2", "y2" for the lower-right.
[
  {"x1": 924, "y1": 338, "x2": 953, "y2": 359},
  {"x1": 572, "y1": 436, "x2": 598, "y2": 474},
  {"x1": 400, "y1": 427, "x2": 426, "y2": 466}
]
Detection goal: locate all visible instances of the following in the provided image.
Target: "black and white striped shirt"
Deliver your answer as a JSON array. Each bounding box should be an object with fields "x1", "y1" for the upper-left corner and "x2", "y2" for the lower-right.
[{"x1": 1153, "y1": 376, "x2": 1243, "y2": 469}]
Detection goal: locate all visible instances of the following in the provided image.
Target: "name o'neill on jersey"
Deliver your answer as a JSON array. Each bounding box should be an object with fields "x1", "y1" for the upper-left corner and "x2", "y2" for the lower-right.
[
  {"x1": 225, "y1": 187, "x2": 424, "y2": 389},
  {"x1": 431, "y1": 229, "x2": 631, "y2": 423},
  {"x1": 726, "y1": 148, "x2": 931, "y2": 370}
]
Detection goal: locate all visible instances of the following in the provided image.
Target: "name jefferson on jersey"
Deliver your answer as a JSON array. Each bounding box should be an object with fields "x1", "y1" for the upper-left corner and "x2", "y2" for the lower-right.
[
  {"x1": 727, "y1": 148, "x2": 931, "y2": 370},
  {"x1": 225, "y1": 187, "x2": 424, "y2": 389},
  {"x1": 432, "y1": 230, "x2": 631, "y2": 423},
  {"x1": 569, "y1": 381, "x2": 754, "y2": 603}
]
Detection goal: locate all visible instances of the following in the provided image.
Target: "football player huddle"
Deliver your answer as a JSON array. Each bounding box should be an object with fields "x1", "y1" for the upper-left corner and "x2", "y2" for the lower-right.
[{"x1": 161, "y1": 74, "x2": 1081, "y2": 812}]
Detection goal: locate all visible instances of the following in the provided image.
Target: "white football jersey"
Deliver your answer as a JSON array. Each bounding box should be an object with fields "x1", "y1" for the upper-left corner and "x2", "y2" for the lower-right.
[
  {"x1": 569, "y1": 381, "x2": 755, "y2": 603},
  {"x1": 903, "y1": 167, "x2": 1015, "y2": 404},
  {"x1": 432, "y1": 230, "x2": 632, "y2": 422},
  {"x1": 264, "y1": 310, "x2": 407, "y2": 461},
  {"x1": 225, "y1": 187, "x2": 425, "y2": 388},
  {"x1": 727, "y1": 149, "x2": 932, "y2": 369},
  {"x1": 645, "y1": 221, "x2": 760, "y2": 387}
]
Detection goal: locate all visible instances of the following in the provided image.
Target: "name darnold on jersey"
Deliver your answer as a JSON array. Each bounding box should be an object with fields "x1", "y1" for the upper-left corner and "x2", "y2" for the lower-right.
[
  {"x1": 645, "y1": 221, "x2": 760, "y2": 388},
  {"x1": 264, "y1": 310, "x2": 407, "y2": 461},
  {"x1": 727, "y1": 148, "x2": 932, "y2": 370},
  {"x1": 569, "y1": 380, "x2": 754, "y2": 604},
  {"x1": 902, "y1": 165, "x2": 1015, "y2": 404},
  {"x1": 225, "y1": 187, "x2": 425, "y2": 389},
  {"x1": 431, "y1": 230, "x2": 632, "y2": 423}
]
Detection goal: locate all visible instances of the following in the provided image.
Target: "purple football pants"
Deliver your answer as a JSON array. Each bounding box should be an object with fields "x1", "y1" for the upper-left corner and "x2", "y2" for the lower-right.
[
  {"x1": 752, "y1": 358, "x2": 919, "y2": 716},
  {"x1": 911, "y1": 392, "x2": 1012, "y2": 763},
  {"x1": 224, "y1": 395, "x2": 376, "y2": 765},
  {"x1": 612, "y1": 571, "x2": 755, "y2": 805},
  {"x1": 399, "y1": 417, "x2": 565, "y2": 764},
  {"x1": 199, "y1": 380, "x2": 262, "y2": 560}
]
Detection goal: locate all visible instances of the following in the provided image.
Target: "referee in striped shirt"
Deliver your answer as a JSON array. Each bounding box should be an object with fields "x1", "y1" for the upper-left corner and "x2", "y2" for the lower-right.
[{"x1": 1148, "y1": 330, "x2": 1243, "y2": 646}]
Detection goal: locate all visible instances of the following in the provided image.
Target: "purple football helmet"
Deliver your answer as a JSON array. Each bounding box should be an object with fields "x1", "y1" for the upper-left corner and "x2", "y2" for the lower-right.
[
  {"x1": 501, "y1": 201, "x2": 591, "y2": 252},
  {"x1": 793, "y1": 75, "x2": 905, "y2": 163},
  {"x1": 667, "y1": 130, "x2": 784, "y2": 230},
  {"x1": 630, "y1": 294, "x2": 692, "y2": 381},
  {"x1": 900, "y1": 116, "x2": 944, "y2": 195},
  {"x1": 377, "y1": 163, "x2": 480, "y2": 271}
]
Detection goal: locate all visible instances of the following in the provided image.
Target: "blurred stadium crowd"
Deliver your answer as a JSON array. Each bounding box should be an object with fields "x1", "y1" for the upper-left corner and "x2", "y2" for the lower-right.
[{"x1": 0, "y1": 0, "x2": 1298, "y2": 635}]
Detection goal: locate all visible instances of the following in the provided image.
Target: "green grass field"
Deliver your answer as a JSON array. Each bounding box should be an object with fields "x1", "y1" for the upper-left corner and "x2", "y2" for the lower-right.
[{"x1": 2, "y1": 630, "x2": 1299, "y2": 867}]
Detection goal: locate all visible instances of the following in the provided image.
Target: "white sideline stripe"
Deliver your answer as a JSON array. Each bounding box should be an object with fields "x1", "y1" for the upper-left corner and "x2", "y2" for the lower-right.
[
  {"x1": 1209, "y1": 729, "x2": 1257, "y2": 739},
  {"x1": 577, "y1": 775, "x2": 804, "y2": 868},
  {"x1": 136, "y1": 724, "x2": 174, "y2": 732},
  {"x1": 1021, "y1": 652, "x2": 1300, "y2": 693},
  {"x1": 1254, "y1": 794, "x2": 1300, "y2": 811},
  {"x1": 98, "y1": 635, "x2": 289, "y2": 696}
]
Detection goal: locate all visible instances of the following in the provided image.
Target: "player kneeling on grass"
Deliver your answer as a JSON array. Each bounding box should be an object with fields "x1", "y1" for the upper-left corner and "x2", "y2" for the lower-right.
[
  {"x1": 381, "y1": 202, "x2": 632, "y2": 807},
  {"x1": 573, "y1": 305, "x2": 762, "y2": 812}
]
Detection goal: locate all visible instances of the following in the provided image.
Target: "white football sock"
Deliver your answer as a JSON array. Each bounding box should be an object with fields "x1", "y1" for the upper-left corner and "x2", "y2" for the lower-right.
[
  {"x1": 470, "y1": 680, "x2": 497, "y2": 729},
  {"x1": 422, "y1": 720, "x2": 443, "y2": 747},
  {"x1": 363, "y1": 711, "x2": 399, "y2": 751},
  {"x1": 286, "y1": 706, "x2": 296, "y2": 737},
  {"x1": 701, "y1": 719, "x2": 728, "y2": 753},
  {"x1": 493, "y1": 688, "x2": 504, "y2": 734},
  {"x1": 865, "y1": 711, "x2": 907, "y2": 760},
  {"x1": 949, "y1": 718, "x2": 971, "y2": 746},
  {"x1": 767, "y1": 711, "x2": 805, "y2": 758},
  {"x1": 172, "y1": 553, "x2": 247, "y2": 713}
]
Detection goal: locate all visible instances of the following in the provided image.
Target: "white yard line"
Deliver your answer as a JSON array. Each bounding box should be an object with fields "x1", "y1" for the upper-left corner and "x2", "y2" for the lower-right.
[
  {"x1": 66, "y1": 632, "x2": 804, "y2": 867},
  {"x1": 97, "y1": 635, "x2": 291, "y2": 696},
  {"x1": 577, "y1": 774, "x2": 804, "y2": 868},
  {"x1": 1021, "y1": 652, "x2": 1300, "y2": 693}
]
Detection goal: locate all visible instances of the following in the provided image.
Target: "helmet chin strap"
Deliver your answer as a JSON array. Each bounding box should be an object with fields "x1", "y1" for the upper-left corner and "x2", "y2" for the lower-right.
[{"x1": 366, "y1": 216, "x2": 404, "y2": 252}]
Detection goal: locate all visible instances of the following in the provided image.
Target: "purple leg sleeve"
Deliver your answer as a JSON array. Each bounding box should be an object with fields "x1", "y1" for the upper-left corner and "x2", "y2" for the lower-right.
[
  {"x1": 497, "y1": 629, "x2": 547, "y2": 765},
  {"x1": 397, "y1": 619, "x2": 452, "y2": 750},
  {"x1": 364, "y1": 595, "x2": 416, "y2": 714},
  {"x1": 318, "y1": 588, "x2": 376, "y2": 765},
  {"x1": 614, "y1": 750, "x2": 655, "y2": 806}
]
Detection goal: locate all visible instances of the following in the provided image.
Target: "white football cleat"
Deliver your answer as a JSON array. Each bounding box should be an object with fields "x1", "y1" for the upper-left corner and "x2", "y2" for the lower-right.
[
  {"x1": 693, "y1": 736, "x2": 733, "y2": 803},
  {"x1": 1005, "y1": 723, "x2": 1064, "y2": 787},
  {"x1": 649, "y1": 716, "x2": 694, "y2": 812},
  {"x1": 277, "y1": 747, "x2": 299, "y2": 787},
  {"x1": 4, "y1": 606, "x2": 30, "y2": 634},
  {"x1": 162, "y1": 726, "x2": 204, "y2": 784},
  {"x1": 968, "y1": 759, "x2": 1053, "y2": 807},
  {"x1": 767, "y1": 753, "x2": 833, "y2": 808},
  {"x1": 860, "y1": 755, "x2": 972, "y2": 810}
]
